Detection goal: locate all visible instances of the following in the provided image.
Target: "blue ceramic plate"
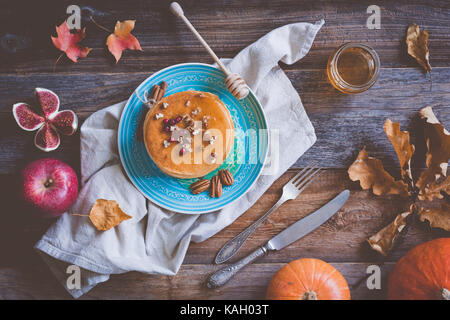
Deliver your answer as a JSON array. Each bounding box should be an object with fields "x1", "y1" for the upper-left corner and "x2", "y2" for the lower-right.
[{"x1": 118, "y1": 63, "x2": 268, "y2": 214}]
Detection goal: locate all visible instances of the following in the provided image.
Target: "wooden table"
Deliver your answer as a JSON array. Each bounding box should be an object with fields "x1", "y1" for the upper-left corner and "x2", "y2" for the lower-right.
[{"x1": 0, "y1": 0, "x2": 448, "y2": 300}]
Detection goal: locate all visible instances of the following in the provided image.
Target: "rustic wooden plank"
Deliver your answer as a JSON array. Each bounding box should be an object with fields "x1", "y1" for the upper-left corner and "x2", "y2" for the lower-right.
[
  {"x1": 1, "y1": 0, "x2": 448, "y2": 301},
  {"x1": 184, "y1": 170, "x2": 446, "y2": 264},
  {"x1": 1, "y1": 170, "x2": 445, "y2": 268},
  {"x1": 0, "y1": 262, "x2": 394, "y2": 300},
  {"x1": 0, "y1": 68, "x2": 448, "y2": 173},
  {"x1": 1, "y1": 0, "x2": 449, "y2": 73}
]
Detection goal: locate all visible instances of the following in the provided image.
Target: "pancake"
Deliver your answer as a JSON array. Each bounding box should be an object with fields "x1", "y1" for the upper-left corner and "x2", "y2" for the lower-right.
[{"x1": 143, "y1": 90, "x2": 234, "y2": 179}]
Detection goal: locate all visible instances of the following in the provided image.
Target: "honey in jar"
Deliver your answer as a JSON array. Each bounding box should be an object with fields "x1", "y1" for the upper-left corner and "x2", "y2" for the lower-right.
[{"x1": 327, "y1": 43, "x2": 380, "y2": 94}]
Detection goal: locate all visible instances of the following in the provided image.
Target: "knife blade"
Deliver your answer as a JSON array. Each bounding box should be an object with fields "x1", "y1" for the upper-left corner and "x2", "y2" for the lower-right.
[
  {"x1": 267, "y1": 189, "x2": 350, "y2": 251},
  {"x1": 207, "y1": 189, "x2": 350, "y2": 288}
]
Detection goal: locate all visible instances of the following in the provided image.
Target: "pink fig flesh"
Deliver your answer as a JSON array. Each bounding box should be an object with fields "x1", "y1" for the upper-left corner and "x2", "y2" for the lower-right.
[
  {"x1": 34, "y1": 123, "x2": 60, "y2": 152},
  {"x1": 35, "y1": 88, "x2": 59, "y2": 118},
  {"x1": 13, "y1": 103, "x2": 45, "y2": 131},
  {"x1": 50, "y1": 110, "x2": 78, "y2": 135}
]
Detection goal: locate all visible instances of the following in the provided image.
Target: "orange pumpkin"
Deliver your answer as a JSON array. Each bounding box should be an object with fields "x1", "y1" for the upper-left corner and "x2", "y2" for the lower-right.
[
  {"x1": 388, "y1": 238, "x2": 450, "y2": 300},
  {"x1": 266, "y1": 258, "x2": 351, "y2": 300}
]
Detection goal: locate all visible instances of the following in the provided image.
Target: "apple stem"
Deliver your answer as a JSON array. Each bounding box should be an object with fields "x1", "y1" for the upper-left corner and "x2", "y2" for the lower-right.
[{"x1": 44, "y1": 178, "x2": 53, "y2": 188}]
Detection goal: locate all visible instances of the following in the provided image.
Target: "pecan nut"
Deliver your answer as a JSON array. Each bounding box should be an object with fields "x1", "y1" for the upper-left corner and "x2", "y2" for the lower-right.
[
  {"x1": 210, "y1": 175, "x2": 223, "y2": 198},
  {"x1": 218, "y1": 169, "x2": 234, "y2": 186},
  {"x1": 190, "y1": 179, "x2": 210, "y2": 194}
]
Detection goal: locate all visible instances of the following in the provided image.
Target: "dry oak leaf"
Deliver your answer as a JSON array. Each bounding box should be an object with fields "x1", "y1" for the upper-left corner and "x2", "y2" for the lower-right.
[
  {"x1": 51, "y1": 21, "x2": 91, "y2": 62},
  {"x1": 418, "y1": 175, "x2": 450, "y2": 201},
  {"x1": 406, "y1": 24, "x2": 431, "y2": 73},
  {"x1": 384, "y1": 119, "x2": 415, "y2": 182},
  {"x1": 89, "y1": 199, "x2": 131, "y2": 231},
  {"x1": 348, "y1": 147, "x2": 409, "y2": 197},
  {"x1": 106, "y1": 20, "x2": 143, "y2": 63},
  {"x1": 417, "y1": 203, "x2": 450, "y2": 232},
  {"x1": 367, "y1": 211, "x2": 411, "y2": 256},
  {"x1": 416, "y1": 107, "x2": 450, "y2": 195}
]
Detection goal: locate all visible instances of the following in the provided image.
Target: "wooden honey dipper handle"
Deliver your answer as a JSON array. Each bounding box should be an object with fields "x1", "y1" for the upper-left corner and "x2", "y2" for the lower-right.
[
  {"x1": 170, "y1": 2, "x2": 249, "y2": 100},
  {"x1": 170, "y1": 2, "x2": 229, "y2": 75}
]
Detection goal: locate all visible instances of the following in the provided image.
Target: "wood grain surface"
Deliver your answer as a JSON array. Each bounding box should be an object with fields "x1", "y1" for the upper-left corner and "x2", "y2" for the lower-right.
[{"x1": 0, "y1": 0, "x2": 449, "y2": 300}]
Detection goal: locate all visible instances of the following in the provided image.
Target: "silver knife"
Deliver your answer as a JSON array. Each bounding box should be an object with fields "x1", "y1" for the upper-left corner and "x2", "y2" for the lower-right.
[{"x1": 206, "y1": 189, "x2": 350, "y2": 288}]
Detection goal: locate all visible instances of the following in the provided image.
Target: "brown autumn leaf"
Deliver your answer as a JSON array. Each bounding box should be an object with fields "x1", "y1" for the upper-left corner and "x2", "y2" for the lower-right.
[
  {"x1": 416, "y1": 203, "x2": 450, "y2": 231},
  {"x1": 348, "y1": 147, "x2": 409, "y2": 197},
  {"x1": 384, "y1": 119, "x2": 415, "y2": 184},
  {"x1": 418, "y1": 175, "x2": 450, "y2": 201},
  {"x1": 406, "y1": 24, "x2": 431, "y2": 73},
  {"x1": 89, "y1": 199, "x2": 131, "y2": 231},
  {"x1": 416, "y1": 107, "x2": 450, "y2": 196},
  {"x1": 367, "y1": 211, "x2": 411, "y2": 256}
]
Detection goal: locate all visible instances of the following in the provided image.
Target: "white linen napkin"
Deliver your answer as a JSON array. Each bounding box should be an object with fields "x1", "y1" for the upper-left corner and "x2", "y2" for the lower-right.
[{"x1": 35, "y1": 20, "x2": 324, "y2": 298}]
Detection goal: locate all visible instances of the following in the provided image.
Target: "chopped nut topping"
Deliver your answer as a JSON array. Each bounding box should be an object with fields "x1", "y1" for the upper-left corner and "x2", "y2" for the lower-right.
[
  {"x1": 163, "y1": 140, "x2": 170, "y2": 148},
  {"x1": 155, "y1": 113, "x2": 164, "y2": 120},
  {"x1": 203, "y1": 130, "x2": 215, "y2": 143},
  {"x1": 161, "y1": 102, "x2": 169, "y2": 109},
  {"x1": 191, "y1": 107, "x2": 201, "y2": 116},
  {"x1": 185, "y1": 100, "x2": 191, "y2": 107},
  {"x1": 202, "y1": 115, "x2": 210, "y2": 128}
]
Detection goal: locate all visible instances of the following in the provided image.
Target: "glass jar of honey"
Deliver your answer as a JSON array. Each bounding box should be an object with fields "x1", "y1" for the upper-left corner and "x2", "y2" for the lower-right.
[{"x1": 327, "y1": 43, "x2": 380, "y2": 94}]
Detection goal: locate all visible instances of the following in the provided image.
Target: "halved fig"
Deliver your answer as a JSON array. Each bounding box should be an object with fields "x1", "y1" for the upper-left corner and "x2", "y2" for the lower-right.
[
  {"x1": 12, "y1": 103, "x2": 45, "y2": 131},
  {"x1": 34, "y1": 123, "x2": 60, "y2": 152},
  {"x1": 35, "y1": 87, "x2": 59, "y2": 118},
  {"x1": 49, "y1": 110, "x2": 78, "y2": 135}
]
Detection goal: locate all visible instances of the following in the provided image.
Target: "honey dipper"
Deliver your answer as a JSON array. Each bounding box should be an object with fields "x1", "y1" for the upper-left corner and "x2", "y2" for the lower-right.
[{"x1": 170, "y1": 2, "x2": 250, "y2": 100}]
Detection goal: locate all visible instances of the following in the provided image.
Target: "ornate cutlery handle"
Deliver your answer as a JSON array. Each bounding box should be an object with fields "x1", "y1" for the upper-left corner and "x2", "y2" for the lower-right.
[
  {"x1": 215, "y1": 195, "x2": 287, "y2": 264},
  {"x1": 207, "y1": 244, "x2": 270, "y2": 288}
]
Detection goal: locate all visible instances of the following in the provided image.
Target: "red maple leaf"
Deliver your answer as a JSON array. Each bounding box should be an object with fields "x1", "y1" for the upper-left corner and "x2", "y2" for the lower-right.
[
  {"x1": 51, "y1": 21, "x2": 91, "y2": 62},
  {"x1": 106, "y1": 20, "x2": 143, "y2": 63}
]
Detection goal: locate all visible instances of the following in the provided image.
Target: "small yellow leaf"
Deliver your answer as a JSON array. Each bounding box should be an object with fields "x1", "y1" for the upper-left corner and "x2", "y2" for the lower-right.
[{"x1": 89, "y1": 199, "x2": 131, "y2": 231}]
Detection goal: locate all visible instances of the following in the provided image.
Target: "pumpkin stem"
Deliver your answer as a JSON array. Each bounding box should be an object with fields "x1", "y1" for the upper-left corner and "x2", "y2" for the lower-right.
[
  {"x1": 302, "y1": 291, "x2": 318, "y2": 300},
  {"x1": 441, "y1": 288, "x2": 450, "y2": 300}
]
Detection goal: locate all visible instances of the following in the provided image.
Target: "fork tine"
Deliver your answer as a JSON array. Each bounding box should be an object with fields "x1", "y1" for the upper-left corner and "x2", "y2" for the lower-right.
[
  {"x1": 290, "y1": 162, "x2": 316, "y2": 185},
  {"x1": 295, "y1": 167, "x2": 321, "y2": 188},
  {"x1": 291, "y1": 165, "x2": 319, "y2": 186},
  {"x1": 295, "y1": 168, "x2": 323, "y2": 191},
  {"x1": 294, "y1": 166, "x2": 320, "y2": 187}
]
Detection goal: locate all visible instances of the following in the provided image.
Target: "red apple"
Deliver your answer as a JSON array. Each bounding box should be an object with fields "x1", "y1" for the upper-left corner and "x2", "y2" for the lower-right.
[{"x1": 21, "y1": 158, "x2": 78, "y2": 218}]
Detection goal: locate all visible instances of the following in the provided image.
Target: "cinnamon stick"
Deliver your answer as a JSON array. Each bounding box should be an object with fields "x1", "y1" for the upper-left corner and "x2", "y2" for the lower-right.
[
  {"x1": 150, "y1": 85, "x2": 161, "y2": 103},
  {"x1": 157, "y1": 81, "x2": 168, "y2": 101}
]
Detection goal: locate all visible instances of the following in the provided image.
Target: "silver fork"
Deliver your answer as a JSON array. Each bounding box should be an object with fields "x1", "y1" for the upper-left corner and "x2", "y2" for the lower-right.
[{"x1": 215, "y1": 163, "x2": 322, "y2": 264}]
